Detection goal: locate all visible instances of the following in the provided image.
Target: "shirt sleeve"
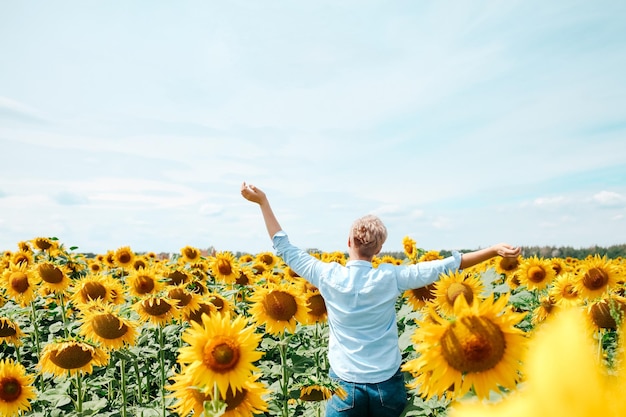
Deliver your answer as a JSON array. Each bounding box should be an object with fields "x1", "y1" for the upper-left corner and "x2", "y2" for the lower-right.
[
  {"x1": 272, "y1": 230, "x2": 326, "y2": 288},
  {"x1": 395, "y1": 251, "x2": 463, "y2": 291}
]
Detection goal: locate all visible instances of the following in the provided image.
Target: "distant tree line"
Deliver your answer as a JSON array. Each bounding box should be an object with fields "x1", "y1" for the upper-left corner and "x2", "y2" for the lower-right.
[{"x1": 435, "y1": 244, "x2": 626, "y2": 260}]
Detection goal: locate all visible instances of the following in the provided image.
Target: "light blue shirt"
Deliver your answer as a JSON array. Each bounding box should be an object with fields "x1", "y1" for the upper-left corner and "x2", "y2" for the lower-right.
[{"x1": 272, "y1": 230, "x2": 462, "y2": 383}]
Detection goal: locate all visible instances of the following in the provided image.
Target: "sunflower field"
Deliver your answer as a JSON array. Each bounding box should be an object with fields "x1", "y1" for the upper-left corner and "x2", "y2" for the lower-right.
[{"x1": 0, "y1": 236, "x2": 625, "y2": 417}]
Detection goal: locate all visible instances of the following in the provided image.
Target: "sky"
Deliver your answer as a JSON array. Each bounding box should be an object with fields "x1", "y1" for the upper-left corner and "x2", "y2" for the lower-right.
[{"x1": 1, "y1": 1, "x2": 625, "y2": 256}]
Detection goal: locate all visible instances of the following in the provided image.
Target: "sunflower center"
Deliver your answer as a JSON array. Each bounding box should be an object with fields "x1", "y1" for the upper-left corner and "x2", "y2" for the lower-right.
[
  {"x1": 0, "y1": 377, "x2": 22, "y2": 401},
  {"x1": 203, "y1": 337, "x2": 240, "y2": 372},
  {"x1": 499, "y1": 257, "x2": 519, "y2": 272},
  {"x1": 235, "y1": 272, "x2": 250, "y2": 286},
  {"x1": 183, "y1": 248, "x2": 199, "y2": 260},
  {"x1": 9, "y1": 272, "x2": 30, "y2": 294},
  {"x1": 527, "y1": 266, "x2": 546, "y2": 283},
  {"x1": 446, "y1": 283, "x2": 474, "y2": 306},
  {"x1": 92, "y1": 313, "x2": 129, "y2": 339},
  {"x1": 307, "y1": 294, "x2": 327, "y2": 317},
  {"x1": 217, "y1": 259, "x2": 233, "y2": 276},
  {"x1": 81, "y1": 282, "x2": 107, "y2": 301},
  {"x1": 583, "y1": 268, "x2": 609, "y2": 291},
  {"x1": 50, "y1": 344, "x2": 94, "y2": 369},
  {"x1": 440, "y1": 316, "x2": 506, "y2": 373},
  {"x1": 411, "y1": 284, "x2": 436, "y2": 302},
  {"x1": 38, "y1": 264, "x2": 64, "y2": 284},
  {"x1": 117, "y1": 253, "x2": 132, "y2": 265},
  {"x1": 167, "y1": 271, "x2": 188, "y2": 286},
  {"x1": 224, "y1": 388, "x2": 247, "y2": 411},
  {"x1": 141, "y1": 298, "x2": 172, "y2": 316},
  {"x1": 168, "y1": 288, "x2": 192, "y2": 307},
  {"x1": 135, "y1": 275, "x2": 155, "y2": 294},
  {"x1": 300, "y1": 387, "x2": 328, "y2": 402},
  {"x1": 34, "y1": 239, "x2": 53, "y2": 250},
  {"x1": 209, "y1": 296, "x2": 225, "y2": 311},
  {"x1": 187, "y1": 303, "x2": 213, "y2": 325},
  {"x1": 0, "y1": 321, "x2": 17, "y2": 337},
  {"x1": 562, "y1": 284, "x2": 578, "y2": 299},
  {"x1": 263, "y1": 291, "x2": 297, "y2": 321}
]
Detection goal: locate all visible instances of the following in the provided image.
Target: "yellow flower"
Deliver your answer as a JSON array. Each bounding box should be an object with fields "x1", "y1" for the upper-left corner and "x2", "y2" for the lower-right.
[
  {"x1": 449, "y1": 308, "x2": 624, "y2": 417},
  {"x1": 549, "y1": 272, "x2": 581, "y2": 308},
  {"x1": 78, "y1": 302, "x2": 137, "y2": 350},
  {"x1": 180, "y1": 245, "x2": 203, "y2": 264},
  {"x1": 403, "y1": 294, "x2": 527, "y2": 400},
  {"x1": 432, "y1": 271, "x2": 485, "y2": 316},
  {"x1": 249, "y1": 282, "x2": 309, "y2": 335},
  {"x1": 302, "y1": 290, "x2": 327, "y2": 325},
  {"x1": 33, "y1": 261, "x2": 72, "y2": 294},
  {"x1": 177, "y1": 313, "x2": 263, "y2": 398},
  {"x1": 494, "y1": 255, "x2": 521, "y2": 277},
  {"x1": 39, "y1": 339, "x2": 109, "y2": 377},
  {"x1": 1, "y1": 262, "x2": 40, "y2": 307},
  {"x1": 205, "y1": 374, "x2": 270, "y2": 417},
  {"x1": 0, "y1": 358, "x2": 36, "y2": 417},
  {"x1": 209, "y1": 252, "x2": 241, "y2": 284},
  {"x1": 167, "y1": 285, "x2": 202, "y2": 317},
  {"x1": 166, "y1": 369, "x2": 209, "y2": 416},
  {"x1": 517, "y1": 255, "x2": 556, "y2": 291},
  {"x1": 10, "y1": 251, "x2": 33, "y2": 267},
  {"x1": 30, "y1": 237, "x2": 57, "y2": 252},
  {"x1": 133, "y1": 295, "x2": 179, "y2": 326},
  {"x1": 71, "y1": 274, "x2": 118, "y2": 307},
  {"x1": 113, "y1": 246, "x2": 135, "y2": 269},
  {"x1": 125, "y1": 266, "x2": 164, "y2": 298},
  {"x1": 402, "y1": 236, "x2": 418, "y2": 261},
  {"x1": 0, "y1": 318, "x2": 25, "y2": 346},
  {"x1": 573, "y1": 255, "x2": 620, "y2": 300}
]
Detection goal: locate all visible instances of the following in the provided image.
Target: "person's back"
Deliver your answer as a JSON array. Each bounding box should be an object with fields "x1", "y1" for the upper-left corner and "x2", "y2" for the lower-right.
[{"x1": 240, "y1": 181, "x2": 521, "y2": 417}]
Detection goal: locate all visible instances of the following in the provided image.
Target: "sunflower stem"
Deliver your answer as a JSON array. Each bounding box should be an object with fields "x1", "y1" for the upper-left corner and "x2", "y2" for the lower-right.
[
  {"x1": 278, "y1": 335, "x2": 290, "y2": 417},
  {"x1": 120, "y1": 356, "x2": 128, "y2": 417},
  {"x1": 74, "y1": 372, "x2": 83, "y2": 414},
  {"x1": 132, "y1": 353, "x2": 143, "y2": 406},
  {"x1": 57, "y1": 292, "x2": 69, "y2": 339},
  {"x1": 29, "y1": 301, "x2": 44, "y2": 391},
  {"x1": 157, "y1": 325, "x2": 167, "y2": 417}
]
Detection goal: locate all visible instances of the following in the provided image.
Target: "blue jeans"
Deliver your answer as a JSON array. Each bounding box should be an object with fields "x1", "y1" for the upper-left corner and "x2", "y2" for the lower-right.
[{"x1": 326, "y1": 368, "x2": 408, "y2": 417}]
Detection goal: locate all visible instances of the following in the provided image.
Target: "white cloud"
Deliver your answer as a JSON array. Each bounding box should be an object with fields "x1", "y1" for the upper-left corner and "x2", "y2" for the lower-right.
[{"x1": 592, "y1": 191, "x2": 626, "y2": 208}]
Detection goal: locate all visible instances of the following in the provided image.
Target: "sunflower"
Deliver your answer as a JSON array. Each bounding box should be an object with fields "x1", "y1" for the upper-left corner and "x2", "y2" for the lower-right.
[
  {"x1": 378, "y1": 255, "x2": 402, "y2": 265},
  {"x1": 517, "y1": 256, "x2": 556, "y2": 291},
  {"x1": 494, "y1": 255, "x2": 521, "y2": 277},
  {"x1": 402, "y1": 294, "x2": 527, "y2": 400},
  {"x1": 573, "y1": 255, "x2": 620, "y2": 300},
  {"x1": 39, "y1": 339, "x2": 109, "y2": 377},
  {"x1": 209, "y1": 252, "x2": 241, "y2": 284},
  {"x1": 78, "y1": 302, "x2": 137, "y2": 350},
  {"x1": 30, "y1": 237, "x2": 57, "y2": 252},
  {"x1": 0, "y1": 318, "x2": 25, "y2": 346},
  {"x1": 321, "y1": 251, "x2": 347, "y2": 265},
  {"x1": 133, "y1": 295, "x2": 179, "y2": 326},
  {"x1": 165, "y1": 268, "x2": 190, "y2": 286},
  {"x1": 183, "y1": 301, "x2": 218, "y2": 325},
  {"x1": 549, "y1": 272, "x2": 582, "y2": 308},
  {"x1": 180, "y1": 245, "x2": 203, "y2": 264},
  {"x1": 10, "y1": 251, "x2": 33, "y2": 267},
  {"x1": 403, "y1": 236, "x2": 418, "y2": 262},
  {"x1": 112, "y1": 246, "x2": 135, "y2": 270},
  {"x1": 299, "y1": 380, "x2": 347, "y2": 402},
  {"x1": 302, "y1": 290, "x2": 327, "y2": 325},
  {"x1": 531, "y1": 296, "x2": 558, "y2": 326},
  {"x1": 125, "y1": 266, "x2": 164, "y2": 298},
  {"x1": 249, "y1": 282, "x2": 309, "y2": 335},
  {"x1": 419, "y1": 250, "x2": 444, "y2": 263},
  {"x1": 206, "y1": 292, "x2": 233, "y2": 316},
  {"x1": 585, "y1": 295, "x2": 626, "y2": 332},
  {"x1": 33, "y1": 261, "x2": 72, "y2": 294},
  {"x1": 1, "y1": 262, "x2": 40, "y2": 307},
  {"x1": 132, "y1": 256, "x2": 150, "y2": 271},
  {"x1": 204, "y1": 374, "x2": 270, "y2": 417},
  {"x1": 0, "y1": 358, "x2": 36, "y2": 417},
  {"x1": 166, "y1": 369, "x2": 210, "y2": 416},
  {"x1": 177, "y1": 313, "x2": 264, "y2": 397},
  {"x1": 167, "y1": 285, "x2": 202, "y2": 318},
  {"x1": 70, "y1": 274, "x2": 117, "y2": 307},
  {"x1": 432, "y1": 271, "x2": 485, "y2": 316},
  {"x1": 234, "y1": 266, "x2": 258, "y2": 287},
  {"x1": 448, "y1": 308, "x2": 619, "y2": 417},
  {"x1": 255, "y1": 251, "x2": 278, "y2": 269},
  {"x1": 404, "y1": 283, "x2": 437, "y2": 311}
]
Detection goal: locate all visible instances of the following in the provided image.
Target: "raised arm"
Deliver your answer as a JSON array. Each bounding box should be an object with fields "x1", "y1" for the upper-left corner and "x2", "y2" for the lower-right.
[
  {"x1": 459, "y1": 243, "x2": 521, "y2": 269},
  {"x1": 240, "y1": 182, "x2": 282, "y2": 239}
]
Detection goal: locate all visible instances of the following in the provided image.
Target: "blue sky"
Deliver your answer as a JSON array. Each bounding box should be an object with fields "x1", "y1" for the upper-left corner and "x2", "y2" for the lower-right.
[{"x1": 1, "y1": 1, "x2": 625, "y2": 255}]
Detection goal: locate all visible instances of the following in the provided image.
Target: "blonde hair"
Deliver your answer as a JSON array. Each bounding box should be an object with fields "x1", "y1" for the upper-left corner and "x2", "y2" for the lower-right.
[{"x1": 350, "y1": 214, "x2": 388, "y2": 258}]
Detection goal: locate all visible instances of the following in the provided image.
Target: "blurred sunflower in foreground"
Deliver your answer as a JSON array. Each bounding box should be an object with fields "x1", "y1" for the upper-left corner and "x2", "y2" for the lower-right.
[
  {"x1": 0, "y1": 358, "x2": 37, "y2": 417},
  {"x1": 450, "y1": 307, "x2": 626, "y2": 417}
]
